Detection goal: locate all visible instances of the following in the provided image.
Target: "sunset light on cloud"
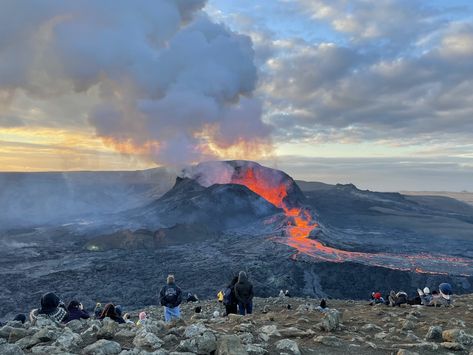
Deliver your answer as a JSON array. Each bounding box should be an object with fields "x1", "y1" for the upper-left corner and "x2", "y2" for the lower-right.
[{"x1": 1, "y1": 0, "x2": 473, "y2": 191}]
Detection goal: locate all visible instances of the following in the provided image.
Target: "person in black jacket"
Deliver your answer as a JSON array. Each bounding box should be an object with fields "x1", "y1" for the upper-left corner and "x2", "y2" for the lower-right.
[
  {"x1": 159, "y1": 274, "x2": 182, "y2": 322},
  {"x1": 234, "y1": 271, "x2": 254, "y2": 315},
  {"x1": 66, "y1": 300, "x2": 90, "y2": 322},
  {"x1": 224, "y1": 275, "x2": 239, "y2": 316}
]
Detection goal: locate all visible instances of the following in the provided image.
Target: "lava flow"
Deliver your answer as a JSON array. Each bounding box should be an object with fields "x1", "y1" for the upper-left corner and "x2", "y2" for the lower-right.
[
  {"x1": 230, "y1": 166, "x2": 473, "y2": 276},
  {"x1": 231, "y1": 167, "x2": 318, "y2": 240}
]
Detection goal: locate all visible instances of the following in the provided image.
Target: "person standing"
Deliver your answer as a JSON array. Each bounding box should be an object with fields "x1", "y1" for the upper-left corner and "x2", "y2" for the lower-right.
[
  {"x1": 159, "y1": 274, "x2": 182, "y2": 322},
  {"x1": 223, "y1": 275, "x2": 239, "y2": 316},
  {"x1": 234, "y1": 271, "x2": 254, "y2": 315}
]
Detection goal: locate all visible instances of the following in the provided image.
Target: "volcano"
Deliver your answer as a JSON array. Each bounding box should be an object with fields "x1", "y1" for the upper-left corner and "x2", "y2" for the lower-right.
[
  {"x1": 90, "y1": 160, "x2": 473, "y2": 276},
  {"x1": 2, "y1": 160, "x2": 473, "y2": 318}
]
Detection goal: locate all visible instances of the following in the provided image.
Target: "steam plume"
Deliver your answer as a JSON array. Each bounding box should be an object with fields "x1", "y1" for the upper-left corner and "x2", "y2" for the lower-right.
[{"x1": 0, "y1": 0, "x2": 272, "y2": 166}]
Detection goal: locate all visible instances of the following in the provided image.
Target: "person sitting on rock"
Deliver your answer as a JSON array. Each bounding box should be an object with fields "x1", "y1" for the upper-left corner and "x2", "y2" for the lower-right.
[
  {"x1": 369, "y1": 292, "x2": 385, "y2": 305},
  {"x1": 285, "y1": 290, "x2": 292, "y2": 297},
  {"x1": 416, "y1": 287, "x2": 433, "y2": 306},
  {"x1": 438, "y1": 282, "x2": 453, "y2": 306},
  {"x1": 115, "y1": 305, "x2": 123, "y2": 318},
  {"x1": 223, "y1": 275, "x2": 239, "y2": 316},
  {"x1": 317, "y1": 299, "x2": 328, "y2": 312},
  {"x1": 234, "y1": 271, "x2": 254, "y2": 315},
  {"x1": 388, "y1": 290, "x2": 408, "y2": 307},
  {"x1": 279, "y1": 289, "x2": 285, "y2": 297},
  {"x1": 123, "y1": 313, "x2": 134, "y2": 324},
  {"x1": 13, "y1": 314, "x2": 26, "y2": 324},
  {"x1": 98, "y1": 303, "x2": 125, "y2": 324},
  {"x1": 30, "y1": 292, "x2": 68, "y2": 325},
  {"x1": 159, "y1": 274, "x2": 183, "y2": 322},
  {"x1": 66, "y1": 300, "x2": 90, "y2": 322},
  {"x1": 94, "y1": 302, "x2": 103, "y2": 319},
  {"x1": 186, "y1": 292, "x2": 198, "y2": 303},
  {"x1": 136, "y1": 311, "x2": 148, "y2": 326}
]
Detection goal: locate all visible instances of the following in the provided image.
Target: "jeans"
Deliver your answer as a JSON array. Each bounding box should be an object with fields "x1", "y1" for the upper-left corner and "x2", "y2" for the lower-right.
[
  {"x1": 164, "y1": 306, "x2": 180, "y2": 322},
  {"x1": 238, "y1": 301, "x2": 253, "y2": 315}
]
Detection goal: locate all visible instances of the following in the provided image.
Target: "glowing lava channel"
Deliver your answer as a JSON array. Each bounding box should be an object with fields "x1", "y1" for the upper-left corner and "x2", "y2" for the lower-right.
[{"x1": 230, "y1": 167, "x2": 473, "y2": 275}]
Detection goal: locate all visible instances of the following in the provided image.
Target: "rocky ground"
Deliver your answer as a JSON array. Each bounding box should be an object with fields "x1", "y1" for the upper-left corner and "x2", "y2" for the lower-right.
[{"x1": 2, "y1": 295, "x2": 473, "y2": 354}]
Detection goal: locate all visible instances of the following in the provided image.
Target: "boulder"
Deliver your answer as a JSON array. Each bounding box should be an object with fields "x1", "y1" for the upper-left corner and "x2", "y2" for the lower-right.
[
  {"x1": 178, "y1": 331, "x2": 217, "y2": 354},
  {"x1": 425, "y1": 326, "x2": 442, "y2": 341},
  {"x1": 81, "y1": 324, "x2": 101, "y2": 344},
  {"x1": 114, "y1": 329, "x2": 137, "y2": 343},
  {"x1": 258, "y1": 325, "x2": 280, "y2": 342},
  {"x1": 97, "y1": 319, "x2": 118, "y2": 340},
  {"x1": 0, "y1": 342, "x2": 25, "y2": 355},
  {"x1": 401, "y1": 320, "x2": 416, "y2": 331},
  {"x1": 82, "y1": 339, "x2": 121, "y2": 355},
  {"x1": 443, "y1": 329, "x2": 473, "y2": 345},
  {"x1": 314, "y1": 335, "x2": 342, "y2": 347},
  {"x1": 132, "y1": 331, "x2": 163, "y2": 351},
  {"x1": 245, "y1": 344, "x2": 267, "y2": 355},
  {"x1": 279, "y1": 327, "x2": 309, "y2": 338},
  {"x1": 183, "y1": 323, "x2": 208, "y2": 338},
  {"x1": 317, "y1": 309, "x2": 341, "y2": 332},
  {"x1": 65, "y1": 319, "x2": 84, "y2": 333},
  {"x1": 238, "y1": 332, "x2": 254, "y2": 344},
  {"x1": 440, "y1": 342, "x2": 465, "y2": 351},
  {"x1": 0, "y1": 326, "x2": 28, "y2": 342},
  {"x1": 216, "y1": 335, "x2": 248, "y2": 355},
  {"x1": 275, "y1": 339, "x2": 301, "y2": 355},
  {"x1": 33, "y1": 327, "x2": 59, "y2": 342},
  {"x1": 54, "y1": 328, "x2": 83, "y2": 351}
]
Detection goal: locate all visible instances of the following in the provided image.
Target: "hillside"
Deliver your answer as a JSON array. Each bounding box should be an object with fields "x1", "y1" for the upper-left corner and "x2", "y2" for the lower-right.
[{"x1": 2, "y1": 295, "x2": 473, "y2": 354}]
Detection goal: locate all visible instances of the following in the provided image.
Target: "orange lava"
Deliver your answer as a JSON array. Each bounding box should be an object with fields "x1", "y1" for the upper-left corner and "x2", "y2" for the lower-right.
[
  {"x1": 231, "y1": 168, "x2": 318, "y2": 242},
  {"x1": 229, "y1": 166, "x2": 473, "y2": 276}
]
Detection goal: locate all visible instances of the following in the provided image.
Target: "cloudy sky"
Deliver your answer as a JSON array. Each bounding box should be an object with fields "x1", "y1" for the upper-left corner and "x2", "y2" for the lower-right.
[{"x1": 1, "y1": 0, "x2": 472, "y2": 191}]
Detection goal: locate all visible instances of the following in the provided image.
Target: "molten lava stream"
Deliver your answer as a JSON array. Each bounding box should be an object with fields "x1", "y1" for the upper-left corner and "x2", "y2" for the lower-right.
[{"x1": 230, "y1": 168, "x2": 473, "y2": 274}]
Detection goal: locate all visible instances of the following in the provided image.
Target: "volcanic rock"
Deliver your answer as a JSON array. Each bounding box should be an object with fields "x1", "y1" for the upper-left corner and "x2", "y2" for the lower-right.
[
  {"x1": 317, "y1": 309, "x2": 341, "y2": 332},
  {"x1": 216, "y1": 334, "x2": 248, "y2": 355},
  {"x1": 425, "y1": 325, "x2": 443, "y2": 340},
  {"x1": 82, "y1": 339, "x2": 121, "y2": 355},
  {"x1": 275, "y1": 338, "x2": 301, "y2": 355}
]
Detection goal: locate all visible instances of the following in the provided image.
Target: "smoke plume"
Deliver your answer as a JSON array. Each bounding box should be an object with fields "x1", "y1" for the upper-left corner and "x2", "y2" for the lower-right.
[{"x1": 0, "y1": 0, "x2": 272, "y2": 166}]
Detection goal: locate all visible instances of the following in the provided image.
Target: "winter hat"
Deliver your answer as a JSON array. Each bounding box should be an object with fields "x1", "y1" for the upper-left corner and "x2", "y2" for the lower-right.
[
  {"x1": 39, "y1": 292, "x2": 61, "y2": 315},
  {"x1": 439, "y1": 283, "x2": 452, "y2": 300},
  {"x1": 139, "y1": 312, "x2": 147, "y2": 321},
  {"x1": 423, "y1": 287, "x2": 431, "y2": 294}
]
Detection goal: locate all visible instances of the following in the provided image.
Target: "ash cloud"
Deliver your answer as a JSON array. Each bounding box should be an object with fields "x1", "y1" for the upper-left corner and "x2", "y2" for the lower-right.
[{"x1": 0, "y1": 0, "x2": 271, "y2": 165}]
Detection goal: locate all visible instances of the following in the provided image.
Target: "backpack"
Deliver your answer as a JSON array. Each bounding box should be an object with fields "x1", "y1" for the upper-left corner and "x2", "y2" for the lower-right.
[
  {"x1": 223, "y1": 287, "x2": 233, "y2": 306},
  {"x1": 164, "y1": 286, "x2": 178, "y2": 306}
]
